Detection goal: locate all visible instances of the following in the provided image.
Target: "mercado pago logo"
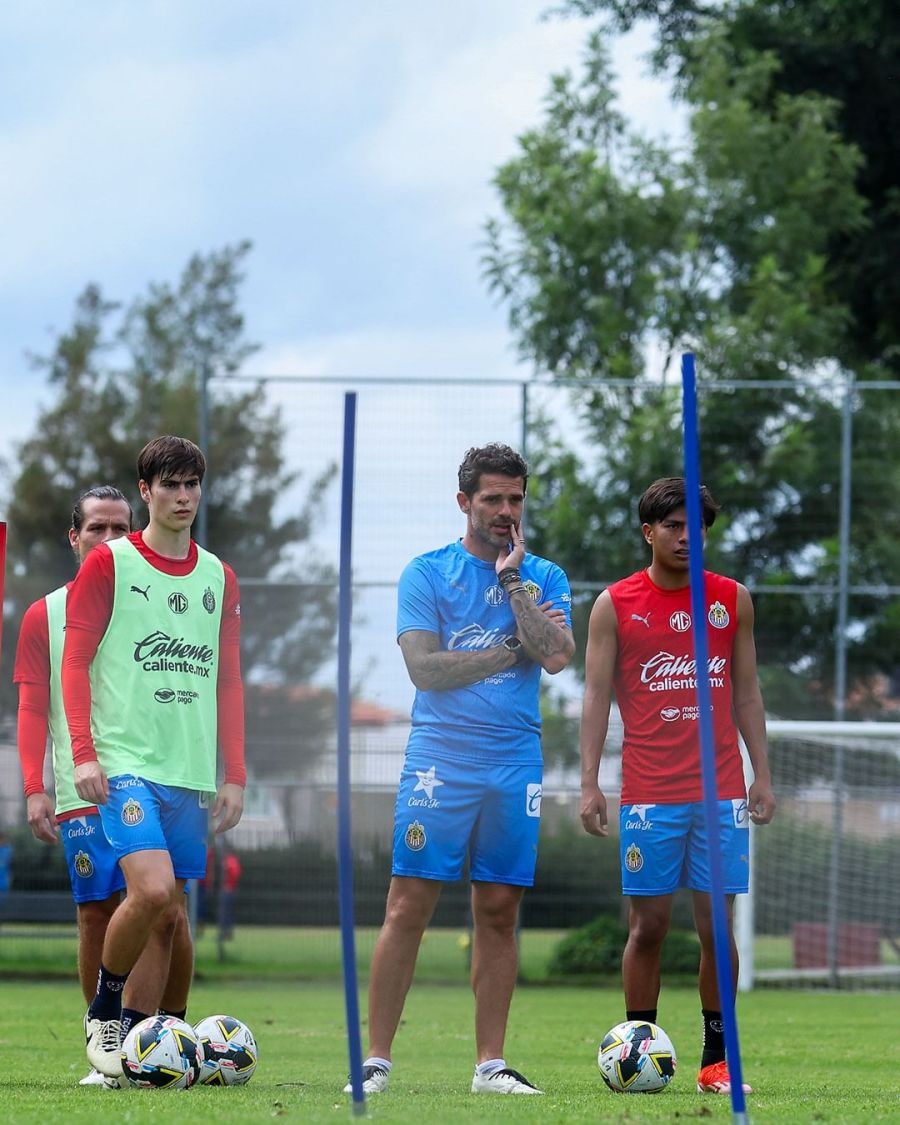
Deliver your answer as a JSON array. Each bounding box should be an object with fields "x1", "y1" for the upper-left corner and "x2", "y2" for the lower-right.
[
  {"x1": 639, "y1": 651, "x2": 728, "y2": 692},
  {"x1": 133, "y1": 630, "x2": 215, "y2": 678}
]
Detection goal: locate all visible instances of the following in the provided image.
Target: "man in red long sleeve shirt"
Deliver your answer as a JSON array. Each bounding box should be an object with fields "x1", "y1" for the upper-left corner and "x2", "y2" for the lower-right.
[
  {"x1": 14, "y1": 485, "x2": 196, "y2": 1086},
  {"x1": 62, "y1": 436, "x2": 246, "y2": 1078}
]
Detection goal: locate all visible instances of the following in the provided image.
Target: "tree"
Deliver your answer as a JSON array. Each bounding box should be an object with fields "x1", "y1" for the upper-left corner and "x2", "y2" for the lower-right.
[
  {"x1": 1, "y1": 243, "x2": 337, "y2": 778},
  {"x1": 484, "y1": 14, "x2": 900, "y2": 718},
  {"x1": 562, "y1": 0, "x2": 900, "y2": 374}
]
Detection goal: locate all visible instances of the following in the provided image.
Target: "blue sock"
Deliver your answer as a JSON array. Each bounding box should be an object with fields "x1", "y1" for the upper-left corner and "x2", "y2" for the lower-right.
[
  {"x1": 158, "y1": 1007, "x2": 187, "y2": 1021},
  {"x1": 120, "y1": 1007, "x2": 150, "y2": 1038},
  {"x1": 88, "y1": 964, "x2": 129, "y2": 1022}
]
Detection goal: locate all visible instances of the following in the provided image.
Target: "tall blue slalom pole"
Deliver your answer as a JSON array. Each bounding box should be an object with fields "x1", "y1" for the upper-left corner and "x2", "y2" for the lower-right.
[
  {"x1": 681, "y1": 354, "x2": 749, "y2": 1123},
  {"x1": 336, "y1": 392, "x2": 366, "y2": 1114}
]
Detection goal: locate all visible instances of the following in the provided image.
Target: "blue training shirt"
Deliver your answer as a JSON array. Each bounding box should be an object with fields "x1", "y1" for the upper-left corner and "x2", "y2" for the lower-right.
[{"x1": 397, "y1": 540, "x2": 572, "y2": 764}]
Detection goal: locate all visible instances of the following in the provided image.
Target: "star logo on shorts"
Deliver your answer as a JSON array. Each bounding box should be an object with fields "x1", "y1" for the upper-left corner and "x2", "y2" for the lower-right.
[
  {"x1": 413, "y1": 766, "x2": 444, "y2": 801},
  {"x1": 627, "y1": 804, "x2": 656, "y2": 822}
]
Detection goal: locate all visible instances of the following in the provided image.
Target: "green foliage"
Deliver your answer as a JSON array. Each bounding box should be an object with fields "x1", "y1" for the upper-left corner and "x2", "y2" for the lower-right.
[
  {"x1": 755, "y1": 819, "x2": 900, "y2": 934},
  {"x1": 484, "y1": 4, "x2": 900, "y2": 716},
  {"x1": 539, "y1": 686, "x2": 580, "y2": 769},
  {"x1": 548, "y1": 913, "x2": 700, "y2": 977},
  {"x1": 0, "y1": 244, "x2": 338, "y2": 775},
  {"x1": 548, "y1": 914, "x2": 626, "y2": 975},
  {"x1": 526, "y1": 820, "x2": 624, "y2": 928},
  {"x1": 7, "y1": 826, "x2": 69, "y2": 891}
]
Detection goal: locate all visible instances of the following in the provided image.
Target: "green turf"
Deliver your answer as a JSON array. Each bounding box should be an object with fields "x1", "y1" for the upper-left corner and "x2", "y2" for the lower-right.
[
  {"x1": 2, "y1": 923, "x2": 897, "y2": 982},
  {"x1": 0, "y1": 925, "x2": 565, "y2": 982},
  {"x1": 0, "y1": 978, "x2": 897, "y2": 1123}
]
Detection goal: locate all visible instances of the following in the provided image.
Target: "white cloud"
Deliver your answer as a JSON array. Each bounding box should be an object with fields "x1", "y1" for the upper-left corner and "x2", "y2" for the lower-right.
[
  {"x1": 355, "y1": 16, "x2": 587, "y2": 219},
  {"x1": 354, "y1": 16, "x2": 684, "y2": 234},
  {"x1": 254, "y1": 322, "x2": 525, "y2": 380}
]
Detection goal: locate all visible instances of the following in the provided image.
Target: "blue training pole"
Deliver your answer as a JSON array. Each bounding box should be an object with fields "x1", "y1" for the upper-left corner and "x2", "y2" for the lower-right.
[
  {"x1": 337, "y1": 392, "x2": 366, "y2": 1114},
  {"x1": 681, "y1": 354, "x2": 749, "y2": 1123}
]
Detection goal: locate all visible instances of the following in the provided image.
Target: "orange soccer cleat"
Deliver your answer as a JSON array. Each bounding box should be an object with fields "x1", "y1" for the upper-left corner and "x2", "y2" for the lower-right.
[{"x1": 696, "y1": 1060, "x2": 753, "y2": 1094}]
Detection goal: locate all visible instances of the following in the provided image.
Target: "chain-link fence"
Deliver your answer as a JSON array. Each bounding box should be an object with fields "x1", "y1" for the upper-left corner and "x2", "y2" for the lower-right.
[{"x1": 2, "y1": 374, "x2": 899, "y2": 984}]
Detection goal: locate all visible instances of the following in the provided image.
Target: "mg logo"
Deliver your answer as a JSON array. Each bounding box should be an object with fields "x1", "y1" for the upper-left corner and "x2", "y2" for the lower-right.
[
  {"x1": 669, "y1": 610, "x2": 691, "y2": 632},
  {"x1": 168, "y1": 592, "x2": 189, "y2": 614},
  {"x1": 484, "y1": 585, "x2": 505, "y2": 607}
]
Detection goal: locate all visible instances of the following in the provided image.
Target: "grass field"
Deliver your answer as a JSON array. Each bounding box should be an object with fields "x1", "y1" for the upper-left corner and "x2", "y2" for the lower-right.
[
  {"x1": 0, "y1": 967, "x2": 898, "y2": 1121},
  {"x1": 3, "y1": 923, "x2": 897, "y2": 983},
  {"x1": 1, "y1": 924, "x2": 560, "y2": 983}
]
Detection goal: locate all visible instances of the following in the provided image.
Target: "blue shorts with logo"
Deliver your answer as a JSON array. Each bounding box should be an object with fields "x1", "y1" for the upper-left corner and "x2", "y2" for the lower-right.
[
  {"x1": 60, "y1": 812, "x2": 126, "y2": 904},
  {"x1": 619, "y1": 799, "x2": 750, "y2": 896},
  {"x1": 391, "y1": 753, "x2": 543, "y2": 887},
  {"x1": 99, "y1": 775, "x2": 209, "y2": 880}
]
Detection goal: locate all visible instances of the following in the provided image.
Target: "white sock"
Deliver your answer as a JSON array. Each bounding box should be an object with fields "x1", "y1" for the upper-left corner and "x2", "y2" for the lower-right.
[
  {"x1": 363, "y1": 1057, "x2": 392, "y2": 1072},
  {"x1": 476, "y1": 1058, "x2": 505, "y2": 1077}
]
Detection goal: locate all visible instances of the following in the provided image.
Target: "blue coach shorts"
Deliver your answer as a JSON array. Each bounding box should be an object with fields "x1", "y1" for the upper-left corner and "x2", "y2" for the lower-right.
[
  {"x1": 619, "y1": 799, "x2": 750, "y2": 896},
  {"x1": 391, "y1": 753, "x2": 543, "y2": 887},
  {"x1": 99, "y1": 775, "x2": 209, "y2": 881},
  {"x1": 60, "y1": 813, "x2": 126, "y2": 904}
]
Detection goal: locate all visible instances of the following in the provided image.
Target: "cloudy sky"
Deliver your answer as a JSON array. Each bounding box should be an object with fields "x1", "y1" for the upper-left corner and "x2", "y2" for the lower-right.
[{"x1": 0, "y1": 1, "x2": 682, "y2": 708}]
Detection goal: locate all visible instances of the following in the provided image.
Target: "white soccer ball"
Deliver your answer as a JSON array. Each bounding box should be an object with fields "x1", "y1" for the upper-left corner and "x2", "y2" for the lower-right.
[
  {"x1": 193, "y1": 1013, "x2": 259, "y2": 1085},
  {"x1": 120, "y1": 1015, "x2": 203, "y2": 1089},
  {"x1": 597, "y1": 1020, "x2": 677, "y2": 1094}
]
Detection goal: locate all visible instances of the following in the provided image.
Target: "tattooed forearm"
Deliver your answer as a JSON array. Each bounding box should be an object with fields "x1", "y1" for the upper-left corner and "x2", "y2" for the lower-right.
[
  {"x1": 508, "y1": 589, "x2": 575, "y2": 673},
  {"x1": 398, "y1": 630, "x2": 516, "y2": 691}
]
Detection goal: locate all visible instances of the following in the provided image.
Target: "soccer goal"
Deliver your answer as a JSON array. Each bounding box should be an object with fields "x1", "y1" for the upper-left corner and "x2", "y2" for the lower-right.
[{"x1": 736, "y1": 720, "x2": 900, "y2": 990}]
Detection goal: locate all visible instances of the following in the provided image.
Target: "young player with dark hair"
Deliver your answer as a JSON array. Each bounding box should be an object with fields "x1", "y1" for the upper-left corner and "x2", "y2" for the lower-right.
[
  {"x1": 349, "y1": 443, "x2": 575, "y2": 1096},
  {"x1": 62, "y1": 439, "x2": 246, "y2": 1078},
  {"x1": 15, "y1": 485, "x2": 195, "y2": 1085},
  {"x1": 579, "y1": 477, "x2": 776, "y2": 1095}
]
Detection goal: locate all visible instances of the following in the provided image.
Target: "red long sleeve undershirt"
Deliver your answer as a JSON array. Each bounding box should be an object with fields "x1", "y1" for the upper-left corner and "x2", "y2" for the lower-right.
[
  {"x1": 13, "y1": 592, "x2": 98, "y2": 818},
  {"x1": 61, "y1": 531, "x2": 246, "y2": 788},
  {"x1": 13, "y1": 597, "x2": 53, "y2": 797}
]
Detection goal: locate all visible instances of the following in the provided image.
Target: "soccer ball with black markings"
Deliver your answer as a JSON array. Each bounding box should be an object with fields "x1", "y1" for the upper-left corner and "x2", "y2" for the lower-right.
[
  {"x1": 120, "y1": 1015, "x2": 203, "y2": 1089},
  {"x1": 193, "y1": 1013, "x2": 258, "y2": 1085},
  {"x1": 597, "y1": 1020, "x2": 677, "y2": 1093}
]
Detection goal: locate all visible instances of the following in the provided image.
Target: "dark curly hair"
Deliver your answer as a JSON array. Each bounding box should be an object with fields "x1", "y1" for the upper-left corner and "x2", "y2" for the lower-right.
[{"x1": 457, "y1": 443, "x2": 528, "y2": 498}]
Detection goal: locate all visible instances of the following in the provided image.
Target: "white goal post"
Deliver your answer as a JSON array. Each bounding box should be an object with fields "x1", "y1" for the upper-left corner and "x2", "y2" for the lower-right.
[{"x1": 737, "y1": 721, "x2": 900, "y2": 990}]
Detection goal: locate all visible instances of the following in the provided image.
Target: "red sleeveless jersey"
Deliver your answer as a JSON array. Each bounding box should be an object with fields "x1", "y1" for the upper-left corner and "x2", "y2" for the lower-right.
[{"x1": 608, "y1": 569, "x2": 746, "y2": 803}]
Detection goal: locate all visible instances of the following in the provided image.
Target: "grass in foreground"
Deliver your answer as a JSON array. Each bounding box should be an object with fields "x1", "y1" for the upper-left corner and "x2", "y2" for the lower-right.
[{"x1": 0, "y1": 979, "x2": 897, "y2": 1123}]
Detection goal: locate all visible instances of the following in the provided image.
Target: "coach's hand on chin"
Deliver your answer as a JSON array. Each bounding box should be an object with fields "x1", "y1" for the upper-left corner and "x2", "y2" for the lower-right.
[{"x1": 73, "y1": 761, "x2": 109, "y2": 806}]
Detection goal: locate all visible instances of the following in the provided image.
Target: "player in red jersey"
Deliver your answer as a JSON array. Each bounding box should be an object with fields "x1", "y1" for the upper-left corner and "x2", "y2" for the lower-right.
[
  {"x1": 578, "y1": 477, "x2": 775, "y2": 1096},
  {"x1": 62, "y1": 437, "x2": 246, "y2": 1078},
  {"x1": 14, "y1": 486, "x2": 195, "y2": 1086}
]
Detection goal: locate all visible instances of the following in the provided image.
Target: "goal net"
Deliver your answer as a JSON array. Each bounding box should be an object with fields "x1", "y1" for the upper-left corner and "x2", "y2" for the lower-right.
[{"x1": 736, "y1": 721, "x2": 900, "y2": 990}]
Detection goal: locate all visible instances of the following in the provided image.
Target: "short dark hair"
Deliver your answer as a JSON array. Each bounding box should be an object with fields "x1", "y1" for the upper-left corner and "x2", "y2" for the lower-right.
[
  {"x1": 137, "y1": 435, "x2": 206, "y2": 487},
  {"x1": 457, "y1": 443, "x2": 528, "y2": 497},
  {"x1": 638, "y1": 477, "x2": 719, "y2": 529},
  {"x1": 72, "y1": 485, "x2": 133, "y2": 533}
]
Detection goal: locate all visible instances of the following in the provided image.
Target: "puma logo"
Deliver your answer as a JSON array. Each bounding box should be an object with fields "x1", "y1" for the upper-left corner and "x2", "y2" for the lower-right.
[
  {"x1": 130, "y1": 585, "x2": 150, "y2": 601},
  {"x1": 631, "y1": 612, "x2": 651, "y2": 628}
]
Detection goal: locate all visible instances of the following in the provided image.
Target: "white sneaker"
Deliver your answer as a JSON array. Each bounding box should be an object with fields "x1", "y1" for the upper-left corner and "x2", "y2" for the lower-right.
[
  {"x1": 472, "y1": 1066, "x2": 543, "y2": 1094},
  {"x1": 84, "y1": 1012, "x2": 123, "y2": 1079},
  {"x1": 343, "y1": 1064, "x2": 390, "y2": 1094},
  {"x1": 78, "y1": 1069, "x2": 108, "y2": 1086}
]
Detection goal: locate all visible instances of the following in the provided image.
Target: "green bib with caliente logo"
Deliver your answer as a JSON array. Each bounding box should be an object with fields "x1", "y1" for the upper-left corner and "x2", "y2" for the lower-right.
[{"x1": 89, "y1": 536, "x2": 225, "y2": 791}]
